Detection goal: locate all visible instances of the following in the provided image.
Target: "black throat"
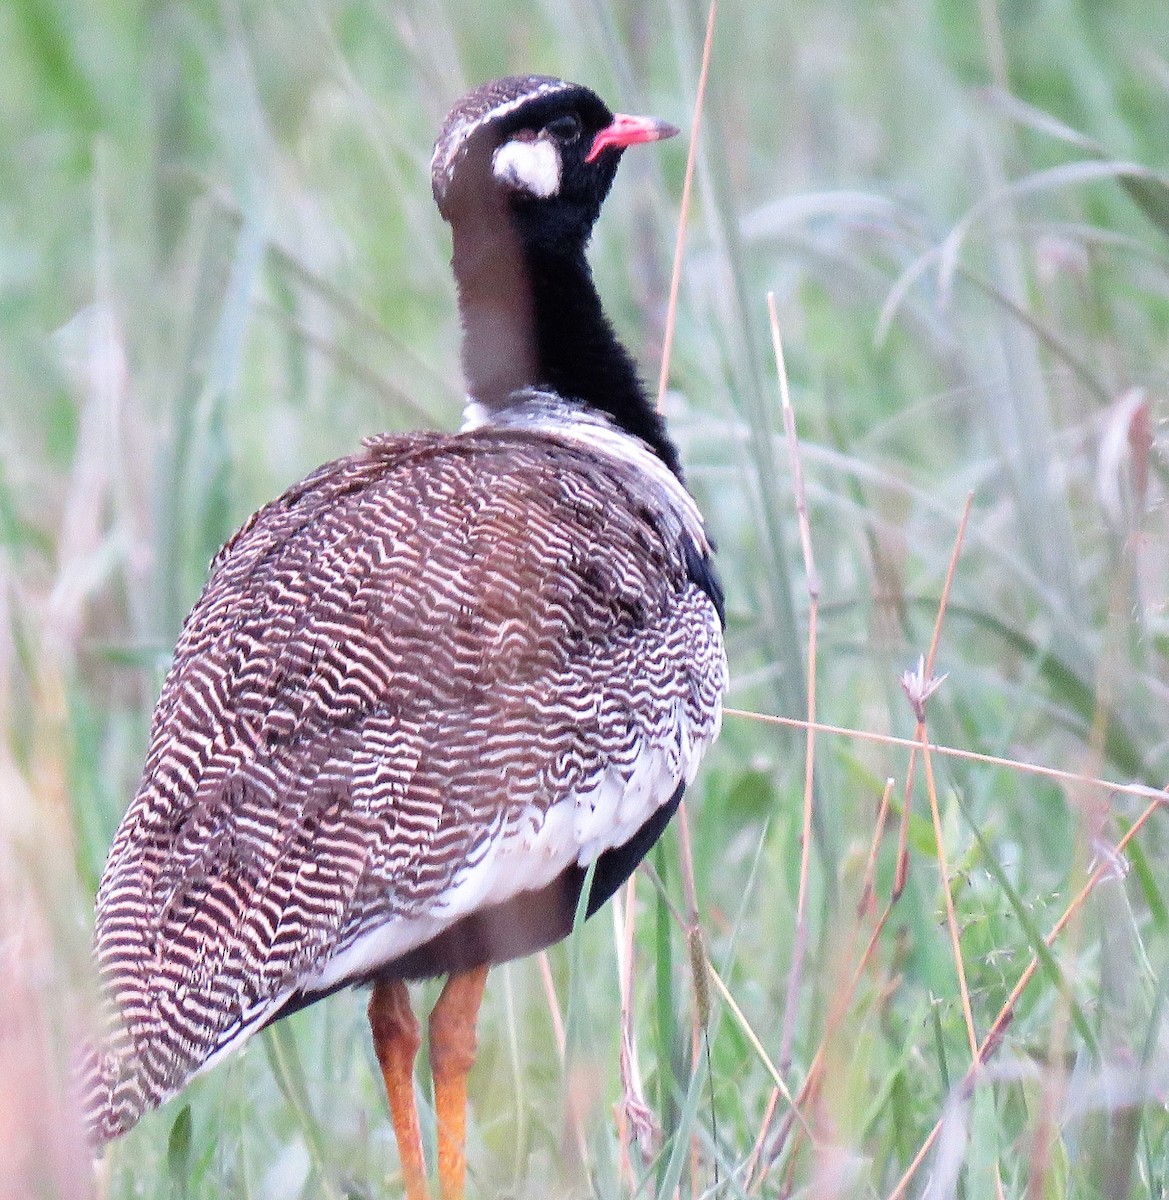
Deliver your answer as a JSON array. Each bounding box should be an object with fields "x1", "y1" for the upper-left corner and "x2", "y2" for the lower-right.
[{"x1": 452, "y1": 200, "x2": 683, "y2": 478}]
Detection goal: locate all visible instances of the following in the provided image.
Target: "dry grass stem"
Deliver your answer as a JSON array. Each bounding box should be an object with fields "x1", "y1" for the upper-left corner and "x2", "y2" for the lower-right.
[
  {"x1": 705, "y1": 964, "x2": 809, "y2": 1138},
  {"x1": 885, "y1": 791, "x2": 1166, "y2": 1200},
  {"x1": 537, "y1": 951, "x2": 590, "y2": 1167},
  {"x1": 649, "y1": 15, "x2": 717, "y2": 1180},
  {"x1": 766, "y1": 294, "x2": 820, "y2": 1080},
  {"x1": 672, "y1": 801, "x2": 706, "y2": 1197},
  {"x1": 860, "y1": 778, "x2": 896, "y2": 917},
  {"x1": 655, "y1": 0, "x2": 717, "y2": 412},
  {"x1": 920, "y1": 732, "x2": 980, "y2": 1059},
  {"x1": 721, "y1": 713, "x2": 1163, "y2": 806},
  {"x1": 613, "y1": 880, "x2": 657, "y2": 1183},
  {"x1": 747, "y1": 779, "x2": 899, "y2": 1189},
  {"x1": 766, "y1": 294, "x2": 819, "y2": 599},
  {"x1": 894, "y1": 492, "x2": 973, "y2": 895},
  {"x1": 895, "y1": 491, "x2": 977, "y2": 1065}
]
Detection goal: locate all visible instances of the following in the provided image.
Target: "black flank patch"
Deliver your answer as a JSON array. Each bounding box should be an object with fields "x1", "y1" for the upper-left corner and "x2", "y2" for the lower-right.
[{"x1": 681, "y1": 533, "x2": 726, "y2": 628}]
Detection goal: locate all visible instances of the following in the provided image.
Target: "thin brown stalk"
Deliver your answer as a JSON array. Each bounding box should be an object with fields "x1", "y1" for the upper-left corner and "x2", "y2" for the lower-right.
[
  {"x1": 860, "y1": 778, "x2": 896, "y2": 917},
  {"x1": 808, "y1": 906, "x2": 897, "y2": 1134},
  {"x1": 538, "y1": 951, "x2": 567, "y2": 1063},
  {"x1": 722, "y1": 710, "x2": 1165, "y2": 805},
  {"x1": 640, "y1": 14, "x2": 719, "y2": 1174},
  {"x1": 747, "y1": 783, "x2": 898, "y2": 1189},
  {"x1": 705, "y1": 965, "x2": 809, "y2": 1135},
  {"x1": 766, "y1": 294, "x2": 820, "y2": 598},
  {"x1": 537, "y1": 951, "x2": 589, "y2": 1166},
  {"x1": 746, "y1": 1085, "x2": 781, "y2": 1190},
  {"x1": 894, "y1": 493, "x2": 974, "y2": 896},
  {"x1": 925, "y1": 494, "x2": 973, "y2": 673},
  {"x1": 893, "y1": 751, "x2": 918, "y2": 899},
  {"x1": 675, "y1": 799, "x2": 701, "y2": 929},
  {"x1": 885, "y1": 791, "x2": 1166, "y2": 1200},
  {"x1": 748, "y1": 898, "x2": 899, "y2": 1190},
  {"x1": 655, "y1": 0, "x2": 717, "y2": 412},
  {"x1": 614, "y1": 878, "x2": 655, "y2": 1189},
  {"x1": 673, "y1": 802, "x2": 704, "y2": 1199},
  {"x1": 920, "y1": 732, "x2": 979, "y2": 1059},
  {"x1": 767, "y1": 293, "x2": 820, "y2": 1074}
]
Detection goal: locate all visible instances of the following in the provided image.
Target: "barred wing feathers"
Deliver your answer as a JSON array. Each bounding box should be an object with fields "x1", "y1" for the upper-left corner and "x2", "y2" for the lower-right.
[{"x1": 83, "y1": 426, "x2": 725, "y2": 1141}]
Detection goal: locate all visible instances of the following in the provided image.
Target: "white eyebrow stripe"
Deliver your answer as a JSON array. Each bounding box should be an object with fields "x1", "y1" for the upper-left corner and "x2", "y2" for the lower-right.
[{"x1": 431, "y1": 79, "x2": 575, "y2": 182}]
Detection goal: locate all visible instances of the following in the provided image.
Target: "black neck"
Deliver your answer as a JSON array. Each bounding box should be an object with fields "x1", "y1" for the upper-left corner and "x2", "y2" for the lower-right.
[
  {"x1": 527, "y1": 245, "x2": 682, "y2": 476},
  {"x1": 452, "y1": 211, "x2": 682, "y2": 478}
]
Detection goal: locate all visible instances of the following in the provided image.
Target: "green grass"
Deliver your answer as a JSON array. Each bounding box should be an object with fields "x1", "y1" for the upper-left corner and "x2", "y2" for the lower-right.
[{"x1": 3, "y1": 0, "x2": 1169, "y2": 1196}]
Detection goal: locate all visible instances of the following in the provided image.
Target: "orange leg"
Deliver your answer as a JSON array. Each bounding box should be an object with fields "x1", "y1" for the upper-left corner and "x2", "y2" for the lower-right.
[
  {"x1": 369, "y1": 978, "x2": 430, "y2": 1200},
  {"x1": 428, "y1": 965, "x2": 490, "y2": 1200}
]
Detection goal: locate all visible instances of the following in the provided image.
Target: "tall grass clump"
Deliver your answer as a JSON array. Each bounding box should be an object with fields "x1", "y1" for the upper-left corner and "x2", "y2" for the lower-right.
[{"x1": 1, "y1": 0, "x2": 1167, "y2": 1196}]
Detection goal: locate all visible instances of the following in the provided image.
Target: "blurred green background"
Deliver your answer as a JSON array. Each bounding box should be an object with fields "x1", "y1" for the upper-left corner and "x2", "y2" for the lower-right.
[{"x1": 2, "y1": 0, "x2": 1168, "y2": 1196}]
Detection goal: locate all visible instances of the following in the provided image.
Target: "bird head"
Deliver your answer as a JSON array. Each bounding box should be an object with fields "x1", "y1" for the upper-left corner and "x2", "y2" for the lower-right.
[{"x1": 431, "y1": 75, "x2": 677, "y2": 249}]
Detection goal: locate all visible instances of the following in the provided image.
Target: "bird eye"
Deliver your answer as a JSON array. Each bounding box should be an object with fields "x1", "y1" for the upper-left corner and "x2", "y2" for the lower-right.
[{"x1": 545, "y1": 114, "x2": 582, "y2": 144}]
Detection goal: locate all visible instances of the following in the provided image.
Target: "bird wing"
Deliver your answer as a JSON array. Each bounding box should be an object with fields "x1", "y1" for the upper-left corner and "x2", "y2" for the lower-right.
[{"x1": 86, "y1": 426, "x2": 725, "y2": 1140}]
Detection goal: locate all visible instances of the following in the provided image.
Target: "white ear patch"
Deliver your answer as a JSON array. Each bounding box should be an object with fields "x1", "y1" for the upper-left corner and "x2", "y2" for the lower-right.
[{"x1": 492, "y1": 137, "x2": 562, "y2": 198}]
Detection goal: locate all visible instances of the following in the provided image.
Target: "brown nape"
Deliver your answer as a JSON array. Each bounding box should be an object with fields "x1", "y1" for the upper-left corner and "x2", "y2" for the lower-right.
[{"x1": 451, "y1": 204, "x2": 539, "y2": 408}]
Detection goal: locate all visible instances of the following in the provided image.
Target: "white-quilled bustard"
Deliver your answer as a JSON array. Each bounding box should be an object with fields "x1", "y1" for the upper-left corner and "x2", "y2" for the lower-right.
[{"x1": 80, "y1": 74, "x2": 727, "y2": 1199}]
